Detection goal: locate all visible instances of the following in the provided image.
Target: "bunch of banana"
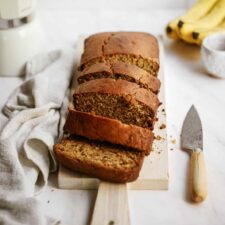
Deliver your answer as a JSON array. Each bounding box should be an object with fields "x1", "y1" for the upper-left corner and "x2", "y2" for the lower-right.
[{"x1": 166, "y1": 0, "x2": 225, "y2": 45}]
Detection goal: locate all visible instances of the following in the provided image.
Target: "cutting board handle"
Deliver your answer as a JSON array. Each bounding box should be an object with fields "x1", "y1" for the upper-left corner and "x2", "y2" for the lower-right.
[
  {"x1": 90, "y1": 182, "x2": 130, "y2": 225},
  {"x1": 189, "y1": 149, "x2": 207, "y2": 203}
]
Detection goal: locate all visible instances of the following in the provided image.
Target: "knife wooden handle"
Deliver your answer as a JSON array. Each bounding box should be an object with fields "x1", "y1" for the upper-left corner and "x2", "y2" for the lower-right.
[
  {"x1": 91, "y1": 182, "x2": 130, "y2": 225},
  {"x1": 189, "y1": 149, "x2": 207, "y2": 203}
]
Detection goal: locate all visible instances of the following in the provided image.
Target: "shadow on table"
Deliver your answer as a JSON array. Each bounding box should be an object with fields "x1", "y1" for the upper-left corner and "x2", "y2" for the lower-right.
[
  {"x1": 164, "y1": 38, "x2": 217, "y2": 79},
  {"x1": 165, "y1": 39, "x2": 200, "y2": 61}
]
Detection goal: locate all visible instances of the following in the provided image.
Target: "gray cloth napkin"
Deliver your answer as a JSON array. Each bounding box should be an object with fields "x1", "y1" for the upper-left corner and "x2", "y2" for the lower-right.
[{"x1": 0, "y1": 48, "x2": 75, "y2": 225}]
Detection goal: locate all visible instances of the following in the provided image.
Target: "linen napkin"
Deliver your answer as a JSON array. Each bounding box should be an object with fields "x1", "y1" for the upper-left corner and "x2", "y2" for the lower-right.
[{"x1": 0, "y1": 48, "x2": 75, "y2": 225}]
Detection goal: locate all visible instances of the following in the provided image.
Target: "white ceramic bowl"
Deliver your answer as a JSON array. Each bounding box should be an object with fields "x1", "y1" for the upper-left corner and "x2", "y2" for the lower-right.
[{"x1": 201, "y1": 33, "x2": 225, "y2": 78}]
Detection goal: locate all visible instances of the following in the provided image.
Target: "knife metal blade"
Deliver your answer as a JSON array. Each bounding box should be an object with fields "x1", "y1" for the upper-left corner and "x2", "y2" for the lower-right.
[{"x1": 181, "y1": 105, "x2": 203, "y2": 151}]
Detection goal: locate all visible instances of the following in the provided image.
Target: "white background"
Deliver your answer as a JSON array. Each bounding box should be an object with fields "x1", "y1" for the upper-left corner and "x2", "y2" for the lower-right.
[{"x1": 38, "y1": 0, "x2": 196, "y2": 10}]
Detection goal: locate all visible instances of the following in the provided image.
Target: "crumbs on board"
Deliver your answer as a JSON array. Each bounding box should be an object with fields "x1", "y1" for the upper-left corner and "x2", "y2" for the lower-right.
[{"x1": 159, "y1": 124, "x2": 166, "y2": 129}]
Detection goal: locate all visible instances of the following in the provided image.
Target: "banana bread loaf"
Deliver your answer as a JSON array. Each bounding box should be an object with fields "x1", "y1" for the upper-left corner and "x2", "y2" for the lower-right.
[
  {"x1": 63, "y1": 106, "x2": 154, "y2": 155},
  {"x1": 80, "y1": 32, "x2": 159, "y2": 76},
  {"x1": 54, "y1": 32, "x2": 161, "y2": 183},
  {"x1": 54, "y1": 136, "x2": 144, "y2": 183},
  {"x1": 77, "y1": 62, "x2": 161, "y2": 94},
  {"x1": 73, "y1": 78, "x2": 160, "y2": 129}
]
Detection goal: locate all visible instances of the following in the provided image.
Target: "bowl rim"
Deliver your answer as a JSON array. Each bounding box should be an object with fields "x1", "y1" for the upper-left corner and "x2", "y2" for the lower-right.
[{"x1": 202, "y1": 33, "x2": 225, "y2": 55}]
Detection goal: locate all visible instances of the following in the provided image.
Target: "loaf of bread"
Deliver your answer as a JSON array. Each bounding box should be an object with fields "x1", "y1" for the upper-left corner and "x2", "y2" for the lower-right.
[
  {"x1": 74, "y1": 78, "x2": 160, "y2": 129},
  {"x1": 64, "y1": 106, "x2": 154, "y2": 155},
  {"x1": 80, "y1": 32, "x2": 159, "y2": 76},
  {"x1": 54, "y1": 32, "x2": 161, "y2": 183},
  {"x1": 54, "y1": 136, "x2": 144, "y2": 183},
  {"x1": 77, "y1": 62, "x2": 161, "y2": 93}
]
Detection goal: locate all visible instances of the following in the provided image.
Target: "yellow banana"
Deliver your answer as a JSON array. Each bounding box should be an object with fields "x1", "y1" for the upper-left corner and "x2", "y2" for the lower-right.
[
  {"x1": 192, "y1": 20, "x2": 225, "y2": 45},
  {"x1": 179, "y1": 0, "x2": 219, "y2": 24},
  {"x1": 179, "y1": 0, "x2": 225, "y2": 43},
  {"x1": 166, "y1": 0, "x2": 218, "y2": 40},
  {"x1": 166, "y1": 19, "x2": 180, "y2": 40}
]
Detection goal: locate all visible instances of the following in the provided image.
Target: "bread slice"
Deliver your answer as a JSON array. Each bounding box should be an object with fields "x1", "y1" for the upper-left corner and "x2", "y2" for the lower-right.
[
  {"x1": 77, "y1": 62, "x2": 161, "y2": 94},
  {"x1": 73, "y1": 78, "x2": 160, "y2": 129},
  {"x1": 63, "y1": 106, "x2": 154, "y2": 155},
  {"x1": 80, "y1": 32, "x2": 159, "y2": 76},
  {"x1": 54, "y1": 136, "x2": 144, "y2": 183}
]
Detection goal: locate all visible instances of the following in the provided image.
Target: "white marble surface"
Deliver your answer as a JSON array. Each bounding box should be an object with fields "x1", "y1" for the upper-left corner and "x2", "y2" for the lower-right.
[
  {"x1": 1, "y1": 5, "x2": 225, "y2": 225},
  {"x1": 37, "y1": 0, "x2": 196, "y2": 10}
]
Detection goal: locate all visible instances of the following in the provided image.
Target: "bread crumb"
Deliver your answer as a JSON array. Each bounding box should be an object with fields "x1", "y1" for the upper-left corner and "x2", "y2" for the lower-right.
[
  {"x1": 171, "y1": 139, "x2": 176, "y2": 144},
  {"x1": 159, "y1": 124, "x2": 166, "y2": 129},
  {"x1": 155, "y1": 135, "x2": 162, "y2": 141}
]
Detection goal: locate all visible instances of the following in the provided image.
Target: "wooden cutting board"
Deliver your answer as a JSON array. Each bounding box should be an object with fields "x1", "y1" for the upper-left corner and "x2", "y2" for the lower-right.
[{"x1": 58, "y1": 35, "x2": 169, "y2": 190}]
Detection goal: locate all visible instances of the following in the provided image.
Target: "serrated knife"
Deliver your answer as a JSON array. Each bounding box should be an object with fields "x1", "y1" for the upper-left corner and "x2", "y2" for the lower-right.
[{"x1": 181, "y1": 105, "x2": 207, "y2": 203}]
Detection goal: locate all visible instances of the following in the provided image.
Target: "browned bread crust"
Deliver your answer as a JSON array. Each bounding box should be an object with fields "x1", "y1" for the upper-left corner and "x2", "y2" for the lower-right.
[
  {"x1": 63, "y1": 107, "x2": 154, "y2": 155},
  {"x1": 74, "y1": 78, "x2": 160, "y2": 117},
  {"x1": 77, "y1": 62, "x2": 161, "y2": 94},
  {"x1": 54, "y1": 136, "x2": 144, "y2": 183},
  {"x1": 80, "y1": 32, "x2": 159, "y2": 75},
  {"x1": 54, "y1": 32, "x2": 161, "y2": 182}
]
